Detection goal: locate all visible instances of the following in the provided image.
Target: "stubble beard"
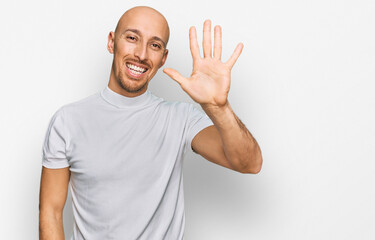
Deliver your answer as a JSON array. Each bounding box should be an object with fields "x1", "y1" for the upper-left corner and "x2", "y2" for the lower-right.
[{"x1": 117, "y1": 68, "x2": 149, "y2": 93}]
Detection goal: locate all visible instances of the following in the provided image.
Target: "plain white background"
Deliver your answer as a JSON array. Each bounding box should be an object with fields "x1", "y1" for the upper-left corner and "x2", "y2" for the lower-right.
[{"x1": 1, "y1": 0, "x2": 374, "y2": 239}]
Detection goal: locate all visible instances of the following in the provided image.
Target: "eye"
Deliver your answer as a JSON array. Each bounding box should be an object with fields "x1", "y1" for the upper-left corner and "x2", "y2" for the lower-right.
[
  {"x1": 151, "y1": 43, "x2": 161, "y2": 49},
  {"x1": 127, "y1": 36, "x2": 136, "y2": 41}
]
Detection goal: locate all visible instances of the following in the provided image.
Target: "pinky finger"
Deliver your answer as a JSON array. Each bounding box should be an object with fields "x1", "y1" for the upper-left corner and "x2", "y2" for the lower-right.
[{"x1": 225, "y1": 43, "x2": 244, "y2": 69}]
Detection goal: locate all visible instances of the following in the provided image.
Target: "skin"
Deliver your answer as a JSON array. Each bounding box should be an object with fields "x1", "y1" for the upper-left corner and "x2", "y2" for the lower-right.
[
  {"x1": 39, "y1": 6, "x2": 262, "y2": 240},
  {"x1": 39, "y1": 167, "x2": 70, "y2": 239},
  {"x1": 106, "y1": 6, "x2": 263, "y2": 173},
  {"x1": 164, "y1": 20, "x2": 263, "y2": 173},
  {"x1": 107, "y1": 6, "x2": 170, "y2": 97}
]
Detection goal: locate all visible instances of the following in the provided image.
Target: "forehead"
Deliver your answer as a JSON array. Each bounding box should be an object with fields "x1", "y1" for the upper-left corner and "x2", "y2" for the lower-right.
[{"x1": 118, "y1": 9, "x2": 169, "y2": 42}]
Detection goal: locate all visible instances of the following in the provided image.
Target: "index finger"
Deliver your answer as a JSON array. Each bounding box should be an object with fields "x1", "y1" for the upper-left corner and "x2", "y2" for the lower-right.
[{"x1": 189, "y1": 26, "x2": 201, "y2": 60}]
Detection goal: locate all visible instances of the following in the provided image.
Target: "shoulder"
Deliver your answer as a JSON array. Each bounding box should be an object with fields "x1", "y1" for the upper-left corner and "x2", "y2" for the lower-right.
[
  {"x1": 44, "y1": 90, "x2": 102, "y2": 128},
  {"x1": 149, "y1": 91, "x2": 192, "y2": 112},
  {"x1": 62, "y1": 91, "x2": 101, "y2": 113},
  {"x1": 157, "y1": 99, "x2": 195, "y2": 118}
]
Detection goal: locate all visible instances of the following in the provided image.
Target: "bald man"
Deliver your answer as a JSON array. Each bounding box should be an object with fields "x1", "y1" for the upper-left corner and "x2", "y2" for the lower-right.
[{"x1": 39, "y1": 6, "x2": 262, "y2": 240}]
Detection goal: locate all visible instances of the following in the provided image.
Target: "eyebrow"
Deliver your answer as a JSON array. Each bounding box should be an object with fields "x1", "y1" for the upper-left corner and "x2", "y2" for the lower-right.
[{"x1": 121, "y1": 28, "x2": 167, "y2": 48}]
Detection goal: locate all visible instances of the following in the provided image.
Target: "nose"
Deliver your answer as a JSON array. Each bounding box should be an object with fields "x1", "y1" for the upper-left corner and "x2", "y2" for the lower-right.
[{"x1": 134, "y1": 42, "x2": 148, "y2": 61}]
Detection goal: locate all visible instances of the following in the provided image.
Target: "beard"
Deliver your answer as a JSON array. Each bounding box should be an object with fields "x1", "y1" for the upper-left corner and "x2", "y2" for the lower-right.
[
  {"x1": 118, "y1": 76, "x2": 148, "y2": 93},
  {"x1": 116, "y1": 69, "x2": 149, "y2": 93}
]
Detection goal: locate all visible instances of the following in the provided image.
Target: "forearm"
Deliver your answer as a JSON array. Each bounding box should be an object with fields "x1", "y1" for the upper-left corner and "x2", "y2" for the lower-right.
[
  {"x1": 201, "y1": 102, "x2": 262, "y2": 173},
  {"x1": 39, "y1": 210, "x2": 65, "y2": 240}
]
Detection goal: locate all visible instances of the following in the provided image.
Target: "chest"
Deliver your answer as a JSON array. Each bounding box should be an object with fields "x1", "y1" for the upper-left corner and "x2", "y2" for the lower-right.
[{"x1": 66, "y1": 110, "x2": 187, "y2": 183}]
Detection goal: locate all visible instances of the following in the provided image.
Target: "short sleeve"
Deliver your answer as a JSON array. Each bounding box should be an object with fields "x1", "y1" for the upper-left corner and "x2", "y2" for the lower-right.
[
  {"x1": 185, "y1": 104, "x2": 214, "y2": 152},
  {"x1": 41, "y1": 107, "x2": 70, "y2": 169}
]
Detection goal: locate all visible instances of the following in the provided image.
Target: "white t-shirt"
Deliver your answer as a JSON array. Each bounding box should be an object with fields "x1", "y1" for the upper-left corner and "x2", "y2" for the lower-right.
[{"x1": 41, "y1": 86, "x2": 214, "y2": 240}]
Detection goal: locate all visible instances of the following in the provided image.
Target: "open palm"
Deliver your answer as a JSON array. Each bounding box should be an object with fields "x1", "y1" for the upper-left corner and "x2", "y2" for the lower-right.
[{"x1": 163, "y1": 20, "x2": 244, "y2": 108}]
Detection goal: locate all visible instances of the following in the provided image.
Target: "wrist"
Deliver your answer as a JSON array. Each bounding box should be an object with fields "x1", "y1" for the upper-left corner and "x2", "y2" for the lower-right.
[
  {"x1": 201, "y1": 99, "x2": 229, "y2": 112},
  {"x1": 201, "y1": 101, "x2": 234, "y2": 127}
]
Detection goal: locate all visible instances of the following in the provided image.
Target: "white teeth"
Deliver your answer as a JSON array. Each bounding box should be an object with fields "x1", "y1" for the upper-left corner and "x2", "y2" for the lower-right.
[
  {"x1": 129, "y1": 69, "x2": 141, "y2": 75},
  {"x1": 126, "y1": 63, "x2": 146, "y2": 73}
]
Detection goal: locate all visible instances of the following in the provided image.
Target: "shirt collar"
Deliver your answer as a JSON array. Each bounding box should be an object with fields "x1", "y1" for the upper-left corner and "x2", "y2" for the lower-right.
[{"x1": 100, "y1": 86, "x2": 151, "y2": 108}]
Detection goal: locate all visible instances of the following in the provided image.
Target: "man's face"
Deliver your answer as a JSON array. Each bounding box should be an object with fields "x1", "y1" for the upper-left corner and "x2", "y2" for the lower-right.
[{"x1": 108, "y1": 9, "x2": 169, "y2": 94}]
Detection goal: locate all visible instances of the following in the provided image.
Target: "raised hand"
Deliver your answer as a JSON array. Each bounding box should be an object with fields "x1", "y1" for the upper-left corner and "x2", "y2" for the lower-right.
[{"x1": 163, "y1": 19, "x2": 243, "y2": 108}]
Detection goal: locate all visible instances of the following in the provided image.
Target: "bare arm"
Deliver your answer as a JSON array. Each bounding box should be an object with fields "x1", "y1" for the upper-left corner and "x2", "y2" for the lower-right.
[
  {"x1": 193, "y1": 103, "x2": 262, "y2": 173},
  {"x1": 163, "y1": 20, "x2": 262, "y2": 173},
  {"x1": 39, "y1": 166, "x2": 70, "y2": 240}
]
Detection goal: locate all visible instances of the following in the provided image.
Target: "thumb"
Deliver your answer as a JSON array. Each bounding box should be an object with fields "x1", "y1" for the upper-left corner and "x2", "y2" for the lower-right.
[{"x1": 163, "y1": 68, "x2": 186, "y2": 86}]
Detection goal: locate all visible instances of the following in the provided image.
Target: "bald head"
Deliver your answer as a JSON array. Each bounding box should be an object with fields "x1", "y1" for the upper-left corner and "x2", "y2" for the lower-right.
[
  {"x1": 114, "y1": 6, "x2": 170, "y2": 47},
  {"x1": 107, "y1": 6, "x2": 170, "y2": 97}
]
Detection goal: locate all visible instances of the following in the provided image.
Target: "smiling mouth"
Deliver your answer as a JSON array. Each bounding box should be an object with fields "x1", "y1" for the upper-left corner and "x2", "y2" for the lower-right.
[{"x1": 125, "y1": 63, "x2": 148, "y2": 77}]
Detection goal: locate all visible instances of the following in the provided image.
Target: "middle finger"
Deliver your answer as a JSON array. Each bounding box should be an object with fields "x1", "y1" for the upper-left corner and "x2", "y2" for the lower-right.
[{"x1": 202, "y1": 20, "x2": 212, "y2": 58}]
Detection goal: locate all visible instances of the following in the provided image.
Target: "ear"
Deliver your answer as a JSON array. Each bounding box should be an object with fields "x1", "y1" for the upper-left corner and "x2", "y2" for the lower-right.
[
  {"x1": 159, "y1": 49, "x2": 169, "y2": 68},
  {"x1": 107, "y1": 31, "x2": 115, "y2": 54}
]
